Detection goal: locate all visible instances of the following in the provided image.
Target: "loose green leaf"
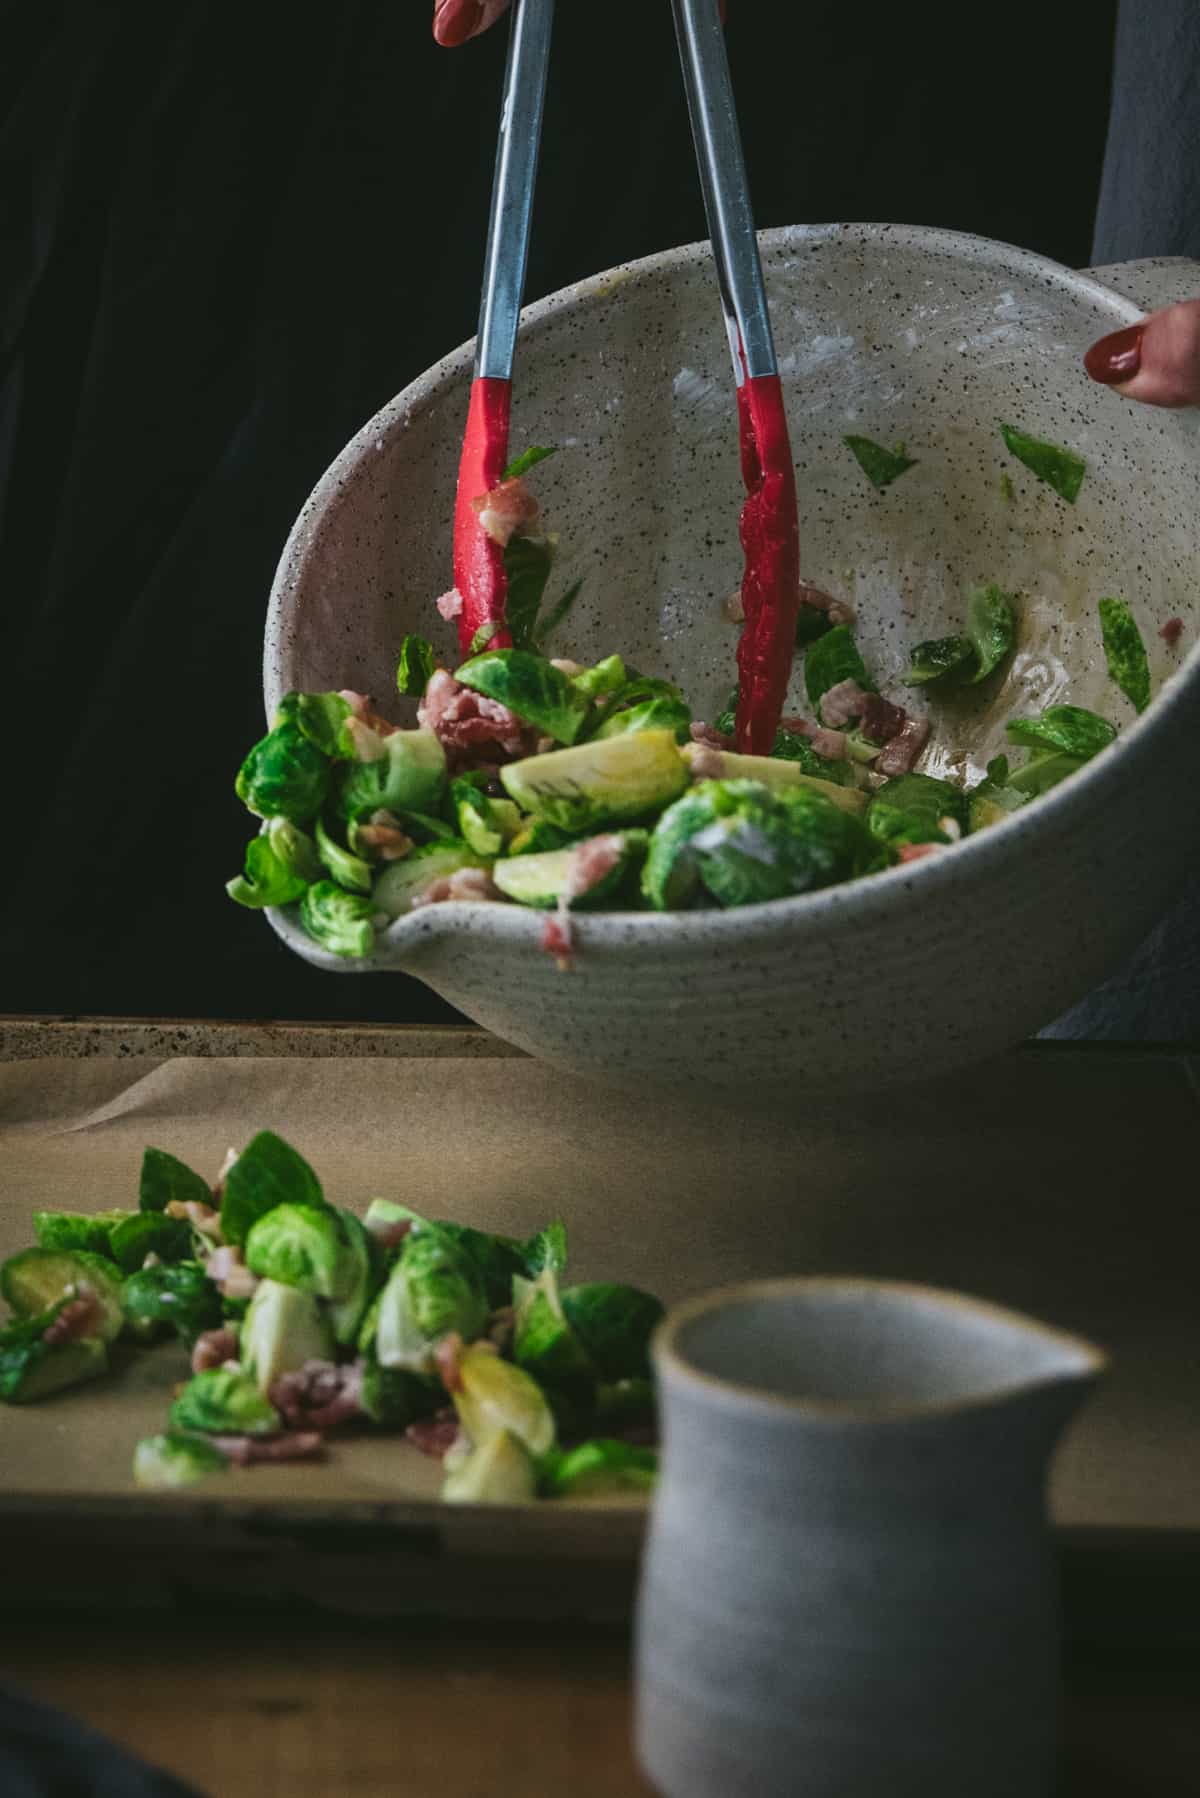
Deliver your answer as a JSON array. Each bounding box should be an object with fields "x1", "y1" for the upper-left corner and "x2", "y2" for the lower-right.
[
  {"x1": 770, "y1": 730, "x2": 854, "y2": 787},
  {"x1": 120, "y1": 1262, "x2": 224, "y2": 1346},
  {"x1": 963, "y1": 585, "x2": 1018, "y2": 684},
  {"x1": 998, "y1": 422, "x2": 1086, "y2": 503},
  {"x1": 396, "y1": 634, "x2": 436, "y2": 697},
  {"x1": 904, "y1": 635, "x2": 976, "y2": 687},
  {"x1": 502, "y1": 445, "x2": 557, "y2": 482},
  {"x1": 539, "y1": 1439, "x2": 658, "y2": 1498},
  {"x1": 844, "y1": 435, "x2": 917, "y2": 490},
  {"x1": 468, "y1": 620, "x2": 504, "y2": 656},
  {"x1": 532, "y1": 578, "x2": 584, "y2": 650},
  {"x1": 795, "y1": 603, "x2": 834, "y2": 647},
  {"x1": 107, "y1": 1212, "x2": 193, "y2": 1275},
  {"x1": 219, "y1": 1131, "x2": 325, "y2": 1248},
  {"x1": 274, "y1": 691, "x2": 354, "y2": 758},
  {"x1": 1006, "y1": 751, "x2": 1086, "y2": 797},
  {"x1": 314, "y1": 817, "x2": 373, "y2": 895},
  {"x1": 1006, "y1": 704, "x2": 1117, "y2": 761},
  {"x1": 226, "y1": 832, "x2": 310, "y2": 910},
  {"x1": 139, "y1": 1148, "x2": 212, "y2": 1216},
  {"x1": 804, "y1": 625, "x2": 875, "y2": 710},
  {"x1": 986, "y1": 755, "x2": 1009, "y2": 784},
  {"x1": 523, "y1": 1220, "x2": 568, "y2": 1279},
  {"x1": 571, "y1": 655, "x2": 627, "y2": 700},
  {"x1": 335, "y1": 730, "x2": 447, "y2": 822},
  {"x1": 1098, "y1": 597, "x2": 1151, "y2": 713},
  {"x1": 455, "y1": 648, "x2": 590, "y2": 746},
  {"x1": 503, "y1": 535, "x2": 555, "y2": 651}
]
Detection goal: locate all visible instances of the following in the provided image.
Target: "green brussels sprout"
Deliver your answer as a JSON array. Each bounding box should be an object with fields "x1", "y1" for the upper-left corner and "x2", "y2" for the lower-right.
[
  {"x1": 998, "y1": 421, "x2": 1086, "y2": 503},
  {"x1": 455, "y1": 648, "x2": 591, "y2": 746},
  {"x1": 372, "y1": 1228, "x2": 488, "y2": 1373},
  {"x1": 442, "y1": 1428, "x2": 538, "y2": 1504},
  {"x1": 452, "y1": 777, "x2": 522, "y2": 857},
  {"x1": 522, "y1": 1220, "x2": 568, "y2": 1278},
  {"x1": 1098, "y1": 597, "x2": 1150, "y2": 714},
  {"x1": 169, "y1": 1367, "x2": 280, "y2": 1437},
  {"x1": 647, "y1": 779, "x2": 875, "y2": 911},
  {"x1": 372, "y1": 843, "x2": 489, "y2": 919},
  {"x1": 139, "y1": 1147, "x2": 212, "y2": 1215},
  {"x1": 314, "y1": 817, "x2": 374, "y2": 894},
  {"x1": 433, "y1": 1222, "x2": 527, "y2": 1311},
  {"x1": 335, "y1": 728, "x2": 447, "y2": 821},
  {"x1": 240, "y1": 1280, "x2": 334, "y2": 1396},
  {"x1": 560, "y1": 1283, "x2": 664, "y2": 1381},
  {"x1": 592, "y1": 694, "x2": 692, "y2": 744},
  {"x1": 235, "y1": 719, "x2": 331, "y2": 823},
  {"x1": 32, "y1": 1209, "x2": 133, "y2": 1257},
  {"x1": 795, "y1": 602, "x2": 833, "y2": 647},
  {"x1": 492, "y1": 831, "x2": 648, "y2": 911},
  {"x1": 452, "y1": 1343, "x2": 556, "y2": 1458},
  {"x1": 843, "y1": 434, "x2": 917, "y2": 491},
  {"x1": 513, "y1": 1270, "x2": 592, "y2": 1382},
  {"x1": 226, "y1": 828, "x2": 311, "y2": 909},
  {"x1": 1006, "y1": 704, "x2": 1117, "y2": 762},
  {"x1": 244, "y1": 1203, "x2": 348, "y2": 1299},
  {"x1": 506, "y1": 818, "x2": 576, "y2": 857},
  {"x1": 301, "y1": 880, "x2": 377, "y2": 957},
  {"x1": 865, "y1": 772, "x2": 968, "y2": 852},
  {"x1": 500, "y1": 730, "x2": 688, "y2": 832},
  {"x1": 328, "y1": 1208, "x2": 379, "y2": 1347},
  {"x1": 106, "y1": 1211, "x2": 193, "y2": 1275},
  {"x1": 359, "y1": 1351, "x2": 439, "y2": 1429},
  {"x1": 539, "y1": 1439, "x2": 658, "y2": 1498},
  {"x1": 396, "y1": 633, "x2": 437, "y2": 697},
  {"x1": 1006, "y1": 750, "x2": 1086, "y2": 797},
  {"x1": 804, "y1": 625, "x2": 875, "y2": 713},
  {"x1": 274, "y1": 690, "x2": 355, "y2": 757},
  {"x1": 571, "y1": 654, "x2": 627, "y2": 700},
  {"x1": 0, "y1": 1249, "x2": 124, "y2": 1342},
  {"x1": 0, "y1": 1304, "x2": 109, "y2": 1404},
  {"x1": 133, "y1": 1432, "x2": 231, "y2": 1489},
  {"x1": 120, "y1": 1262, "x2": 224, "y2": 1346},
  {"x1": 219, "y1": 1131, "x2": 325, "y2": 1248}
]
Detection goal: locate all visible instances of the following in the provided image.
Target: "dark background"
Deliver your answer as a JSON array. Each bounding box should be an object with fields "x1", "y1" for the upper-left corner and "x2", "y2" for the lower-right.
[{"x1": 1, "y1": 0, "x2": 1119, "y2": 1023}]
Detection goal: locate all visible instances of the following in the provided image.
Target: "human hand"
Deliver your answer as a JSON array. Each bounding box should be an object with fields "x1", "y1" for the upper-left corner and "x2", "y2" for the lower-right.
[
  {"x1": 1084, "y1": 301, "x2": 1200, "y2": 407},
  {"x1": 433, "y1": 1, "x2": 511, "y2": 46}
]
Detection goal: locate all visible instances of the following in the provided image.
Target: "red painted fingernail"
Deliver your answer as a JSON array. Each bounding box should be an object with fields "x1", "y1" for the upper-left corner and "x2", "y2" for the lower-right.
[
  {"x1": 1084, "y1": 324, "x2": 1144, "y2": 385},
  {"x1": 434, "y1": 0, "x2": 484, "y2": 47}
]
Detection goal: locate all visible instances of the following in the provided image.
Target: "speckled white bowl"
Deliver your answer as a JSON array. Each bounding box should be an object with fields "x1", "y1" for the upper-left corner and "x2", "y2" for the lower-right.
[{"x1": 264, "y1": 225, "x2": 1200, "y2": 1088}]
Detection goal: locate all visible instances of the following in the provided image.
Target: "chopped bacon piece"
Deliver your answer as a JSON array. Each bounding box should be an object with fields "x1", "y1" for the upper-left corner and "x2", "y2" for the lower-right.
[
  {"x1": 166, "y1": 1199, "x2": 222, "y2": 1238},
  {"x1": 365, "y1": 1215, "x2": 413, "y2": 1250},
  {"x1": 434, "y1": 1333, "x2": 466, "y2": 1393},
  {"x1": 722, "y1": 588, "x2": 745, "y2": 623},
  {"x1": 1160, "y1": 617, "x2": 1184, "y2": 647},
  {"x1": 857, "y1": 693, "x2": 906, "y2": 745},
  {"x1": 191, "y1": 1327, "x2": 241, "y2": 1375},
  {"x1": 780, "y1": 716, "x2": 849, "y2": 760},
  {"x1": 339, "y1": 691, "x2": 399, "y2": 742},
  {"x1": 270, "y1": 1359, "x2": 364, "y2": 1431},
  {"x1": 208, "y1": 1432, "x2": 326, "y2": 1466},
  {"x1": 818, "y1": 679, "x2": 872, "y2": 727},
  {"x1": 436, "y1": 587, "x2": 464, "y2": 620},
  {"x1": 898, "y1": 841, "x2": 942, "y2": 863},
  {"x1": 204, "y1": 1245, "x2": 259, "y2": 1302},
  {"x1": 877, "y1": 716, "x2": 931, "y2": 776},
  {"x1": 42, "y1": 1285, "x2": 103, "y2": 1347},
  {"x1": 563, "y1": 834, "x2": 623, "y2": 904},
  {"x1": 409, "y1": 867, "x2": 501, "y2": 909},
  {"x1": 541, "y1": 909, "x2": 574, "y2": 968},
  {"x1": 690, "y1": 721, "x2": 735, "y2": 751},
  {"x1": 406, "y1": 1408, "x2": 462, "y2": 1460},
  {"x1": 418, "y1": 669, "x2": 531, "y2": 766},
  {"x1": 355, "y1": 816, "x2": 413, "y2": 861},
  {"x1": 687, "y1": 746, "x2": 725, "y2": 780},
  {"x1": 471, "y1": 475, "x2": 540, "y2": 547}
]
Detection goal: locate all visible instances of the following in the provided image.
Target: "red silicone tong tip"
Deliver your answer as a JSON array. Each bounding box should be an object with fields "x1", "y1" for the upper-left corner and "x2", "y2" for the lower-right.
[
  {"x1": 733, "y1": 374, "x2": 800, "y2": 756},
  {"x1": 453, "y1": 376, "x2": 514, "y2": 658}
]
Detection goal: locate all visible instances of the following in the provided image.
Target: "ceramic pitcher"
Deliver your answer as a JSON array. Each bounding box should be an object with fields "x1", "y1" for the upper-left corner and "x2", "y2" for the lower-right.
[{"x1": 634, "y1": 1277, "x2": 1106, "y2": 1797}]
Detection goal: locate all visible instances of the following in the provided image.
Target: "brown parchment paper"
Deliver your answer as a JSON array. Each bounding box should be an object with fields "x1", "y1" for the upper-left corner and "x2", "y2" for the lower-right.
[{"x1": 2, "y1": 1049, "x2": 1198, "y2": 1534}]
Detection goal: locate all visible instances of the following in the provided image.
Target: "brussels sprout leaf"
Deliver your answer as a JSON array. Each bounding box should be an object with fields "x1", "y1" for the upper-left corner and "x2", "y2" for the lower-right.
[
  {"x1": 227, "y1": 832, "x2": 310, "y2": 910},
  {"x1": 964, "y1": 585, "x2": 1018, "y2": 683},
  {"x1": 1006, "y1": 704, "x2": 1117, "y2": 761},
  {"x1": 502, "y1": 445, "x2": 557, "y2": 482},
  {"x1": 396, "y1": 634, "x2": 436, "y2": 697},
  {"x1": 274, "y1": 691, "x2": 354, "y2": 757},
  {"x1": 844, "y1": 435, "x2": 917, "y2": 490},
  {"x1": 1098, "y1": 597, "x2": 1151, "y2": 713},
  {"x1": 235, "y1": 720, "x2": 331, "y2": 824},
  {"x1": 220, "y1": 1131, "x2": 325, "y2": 1248},
  {"x1": 998, "y1": 422, "x2": 1086, "y2": 503},
  {"x1": 804, "y1": 625, "x2": 875, "y2": 709},
  {"x1": 139, "y1": 1147, "x2": 212, "y2": 1216},
  {"x1": 903, "y1": 635, "x2": 976, "y2": 686},
  {"x1": 301, "y1": 881, "x2": 376, "y2": 958}
]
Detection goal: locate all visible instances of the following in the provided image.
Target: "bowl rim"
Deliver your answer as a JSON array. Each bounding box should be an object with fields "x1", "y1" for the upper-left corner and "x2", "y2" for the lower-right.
[{"x1": 264, "y1": 221, "x2": 1200, "y2": 962}]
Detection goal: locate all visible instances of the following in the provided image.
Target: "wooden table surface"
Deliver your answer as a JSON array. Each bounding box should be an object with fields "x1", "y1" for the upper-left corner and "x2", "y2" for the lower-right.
[{"x1": 8, "y1": 1607, "x2": 1198, "y2": 1797}]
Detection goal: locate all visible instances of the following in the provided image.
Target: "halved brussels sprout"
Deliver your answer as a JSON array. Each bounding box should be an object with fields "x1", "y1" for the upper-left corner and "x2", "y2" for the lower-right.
[
  {"x1": 219, "y1": 1131, "x2": 325, "y2": 1248},
  {"x1": 236, "y1": 720, "x2": 331, "y2": 824},
  {"x1": 240, "y1": 1280, "x2": 334, "y2": 1395},
  {"x1": 133, "y1": 1432, "x2": 231, "y2": 1489},
  {"x1": 442, "y1": 1428, "x2": 538, "y2": 1504},
  {"x1": 169, "y1": 1367, "x2": 280, "y2": 1437},
  {"x1": 0, "y1": 1249, "x2": 124, "y2": 1342}
]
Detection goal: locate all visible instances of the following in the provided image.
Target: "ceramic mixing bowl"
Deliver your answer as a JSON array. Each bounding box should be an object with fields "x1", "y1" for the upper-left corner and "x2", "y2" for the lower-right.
[{"x1": 263, "y1": 225, "x2": 1200, "y2": 1087}]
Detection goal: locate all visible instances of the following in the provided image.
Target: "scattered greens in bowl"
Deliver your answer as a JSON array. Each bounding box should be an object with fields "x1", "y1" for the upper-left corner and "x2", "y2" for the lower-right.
[{"x1": 0, "y1": 1133, "x2": 662, "y2": 1505}]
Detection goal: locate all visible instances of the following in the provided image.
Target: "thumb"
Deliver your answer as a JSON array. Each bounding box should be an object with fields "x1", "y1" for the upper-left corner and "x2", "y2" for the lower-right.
[
  {"x1": 434, "y1": 1, "x2": 511, "y2": 47},
  {"x1": 1084, "y1": 300, "x2": 1200, "y2": 408}
]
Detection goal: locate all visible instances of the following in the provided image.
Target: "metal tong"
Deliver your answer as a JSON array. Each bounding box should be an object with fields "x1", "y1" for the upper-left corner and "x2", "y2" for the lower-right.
[{"x1": 452, "y1": 0, "x2": 800, "y2": 754}]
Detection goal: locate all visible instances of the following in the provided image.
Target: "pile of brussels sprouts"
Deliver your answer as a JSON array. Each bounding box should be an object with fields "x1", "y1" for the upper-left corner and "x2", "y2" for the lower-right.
[
  {"x1": 0, "y1": 1131, "x2": 664, "y2": 1505},
  {"x1": 226, "y1": 582, "x2": 1155, "y2": 960}
]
